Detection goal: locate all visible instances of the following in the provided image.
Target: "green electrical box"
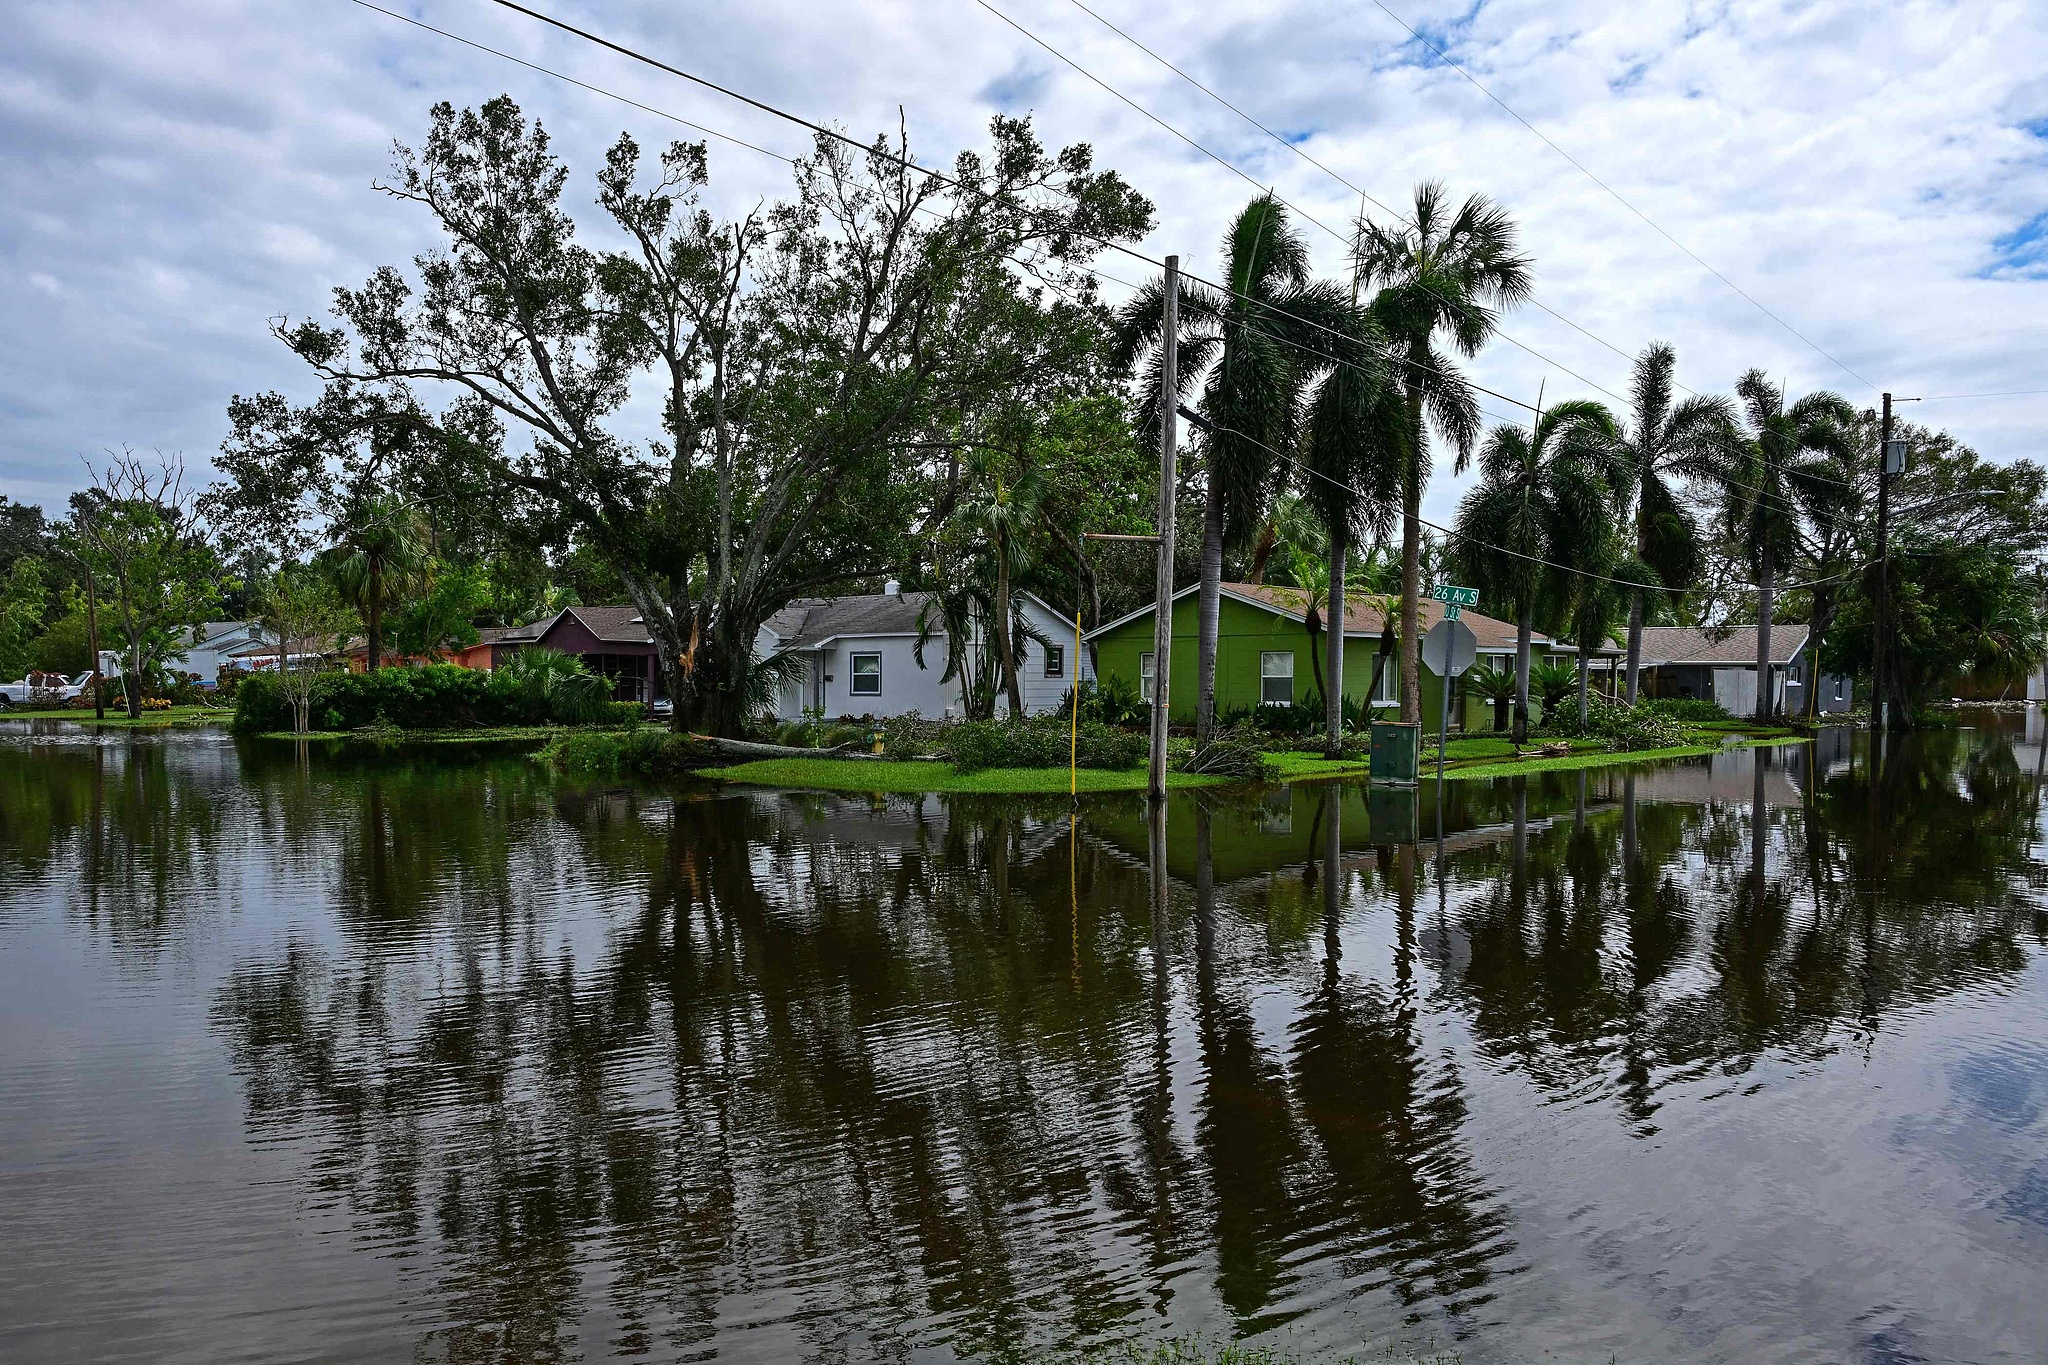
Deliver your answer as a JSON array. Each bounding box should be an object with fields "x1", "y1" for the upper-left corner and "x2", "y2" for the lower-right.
[{"x1": 1370, "y1": 721, "x2": 1421, "y2": 786}]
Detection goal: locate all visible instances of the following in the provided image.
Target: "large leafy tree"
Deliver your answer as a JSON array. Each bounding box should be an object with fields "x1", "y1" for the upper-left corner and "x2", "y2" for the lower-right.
[
  {"x1": 1614, "y1": 343, "x2": 1733, "y2": 702},
  {"x1": 1717, "y1": 372, "x2": 1854, "y2": 721},
  {"x1": 253, "y1": 97, "x2": 1149, "y2": 734},
  {"x1": 1114, "y1": 195, "x2": 1363, "y2": 744},
  {"x1": 1354, "y1": 183, "x2": 1530, "y2": 725},
  {"x1": 67, "y1": 450, "x2": 222, "y2": 717},
  {"x1": 1452, "y1": 400, "x2": 1620, "y2": 744}
]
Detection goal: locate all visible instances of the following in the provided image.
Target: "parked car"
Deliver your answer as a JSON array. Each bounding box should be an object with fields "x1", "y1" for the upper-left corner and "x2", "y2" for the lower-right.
[{"x1": 0, "y1": 671, "x2": 97, "y2": 709}]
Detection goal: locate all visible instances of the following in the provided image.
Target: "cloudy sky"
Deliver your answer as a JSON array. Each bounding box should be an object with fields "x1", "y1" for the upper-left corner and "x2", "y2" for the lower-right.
[{"x1": 4, "y1": 0, "x2": 2046, "y2": 529}]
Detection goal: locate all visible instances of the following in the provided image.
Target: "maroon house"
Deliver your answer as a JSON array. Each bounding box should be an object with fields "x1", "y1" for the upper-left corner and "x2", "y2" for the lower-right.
[{"x1": 494, "y1": 606, "x2": 662, "y2": 703}]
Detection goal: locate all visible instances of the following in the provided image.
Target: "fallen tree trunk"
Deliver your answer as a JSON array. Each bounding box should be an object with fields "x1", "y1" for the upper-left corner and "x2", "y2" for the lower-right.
[{"x1": 691, "y1": 735, "x2": 893, "y2": 762}]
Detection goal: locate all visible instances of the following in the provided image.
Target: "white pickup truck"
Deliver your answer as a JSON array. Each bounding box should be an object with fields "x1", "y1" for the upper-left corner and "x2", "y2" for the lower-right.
[{"x1": 0, "y1": 672, "x2": 97, "y2": 709}]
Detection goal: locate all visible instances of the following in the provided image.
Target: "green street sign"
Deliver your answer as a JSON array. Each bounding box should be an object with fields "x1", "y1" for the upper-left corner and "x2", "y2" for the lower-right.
[{"x1": 1430, "y1": 584, "x2": 1479, "y2": 608}]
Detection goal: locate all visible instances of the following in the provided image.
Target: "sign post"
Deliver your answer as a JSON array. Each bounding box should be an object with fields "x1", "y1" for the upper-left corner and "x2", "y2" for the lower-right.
[{"x1": 1421, "y1": 590, "x2": 1480, "y2": 786}]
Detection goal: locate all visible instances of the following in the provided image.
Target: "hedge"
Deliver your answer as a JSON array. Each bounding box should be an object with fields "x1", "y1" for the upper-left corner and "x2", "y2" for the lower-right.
[
  {"x1": 233, "y1": 664, "x2": 642, "y2": 733},
  {"x1": 948, "y1": 715, "x2": 1146, "y2": 773}
]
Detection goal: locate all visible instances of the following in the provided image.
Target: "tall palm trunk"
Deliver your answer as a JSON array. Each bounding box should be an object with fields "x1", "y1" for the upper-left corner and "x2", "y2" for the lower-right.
[
  {"x1": 1196, "y1": 480, "x2": 1225, "y2": 745},
  {"x1": 1625, "y1": 508, "x2": 1649, "y2": 704},
  {"x1": 1576, "y1": 650, "x2": 1591, "y2": 729},
  {"x1": 1754, "y1": 550, "x2": 1775, "y2": 723},
  {"x1": 994, "y1": 550, "x2": 1024, "y2": 717},
  {"x1": 1325, "y1": 522, "x2": 1347, "y2": 757},
  {"x1": 367, "y1": 555, "x2": 384, "y2": 673},
  {"x1": 1513, "y1": 601, "x2": 1533, "y2": 746},
  {"x1": 1399, "y1": 444, "x2": 1423, "y2": 726}
]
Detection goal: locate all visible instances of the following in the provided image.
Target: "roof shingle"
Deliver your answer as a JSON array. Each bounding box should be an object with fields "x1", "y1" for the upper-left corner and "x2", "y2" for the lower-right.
[{"x1": 1637, "y1": 624, "x2": 1808, "y2": 667}]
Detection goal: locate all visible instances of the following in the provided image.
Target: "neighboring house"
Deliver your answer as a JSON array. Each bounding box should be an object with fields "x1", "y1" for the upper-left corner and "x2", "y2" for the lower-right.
[
  {"x1": 757, "y1": 582, "x2": 1092, "y2": 720},
  {"x1": 1635, "y1": 624, "x2": 1852, "y2": 715},
  {"x1": 492, "y1": 607, "x2": 663, "y2": 702},
  {"x1": 1085, "y1": 582, "x2": 1563, "y2": 729},
  {"x1": 164, "y1": 621, "x2": 275, "y2": 684},
  {"x1": 450, "y1": 625, "x2": 517, "y2": 671}
]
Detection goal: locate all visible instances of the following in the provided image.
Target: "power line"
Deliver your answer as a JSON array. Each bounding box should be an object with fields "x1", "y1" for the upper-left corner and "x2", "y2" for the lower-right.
[
  {"x1": 1055, "y1": 0, "x2": 1642, "y2": 372},
  {"x1": 1358, "y1": 0, "x2": 1879, "y2": 394},
  {"x1": 963, "y1": 0, "x2": 1634, "y2": 406},
  {"x1": 1913, "y1": 390, "x2": 2048, "y2": 402}
]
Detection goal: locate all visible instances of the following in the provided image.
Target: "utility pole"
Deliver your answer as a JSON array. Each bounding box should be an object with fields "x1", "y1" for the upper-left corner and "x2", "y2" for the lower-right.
[
  {"x1": 1147, "y1": 255, "x2": 1180, "y2": 800},
  {"x1": 1873, "y1": 391, "x2": 1894, "y2": 732},
  {"x1": 84, "y1": 565, "x2": 104, "y2": 721}
]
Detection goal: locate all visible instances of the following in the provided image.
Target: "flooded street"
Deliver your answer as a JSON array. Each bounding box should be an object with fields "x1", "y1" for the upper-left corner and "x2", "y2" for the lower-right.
[{"x1": 2, "y1": 722, "x2": 2045, "y2": 1362}]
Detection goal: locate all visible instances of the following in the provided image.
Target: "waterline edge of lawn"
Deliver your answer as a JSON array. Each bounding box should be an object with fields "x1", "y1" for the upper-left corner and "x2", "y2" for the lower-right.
[
  {"x1": 700, "y1": 735, "x2": 1810, "y2": 794},
  {"x1": 0, "y1": 705, "x2": 228, "y2": 727}
]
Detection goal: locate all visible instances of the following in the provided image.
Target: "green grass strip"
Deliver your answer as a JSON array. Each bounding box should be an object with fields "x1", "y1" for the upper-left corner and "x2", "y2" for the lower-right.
[
  {"x1": 1441, "y1": 734, "x2": 1810, "y2": 781},
  {"x1": 0, "y1": 705, "x2": 227, "y2": 727}
]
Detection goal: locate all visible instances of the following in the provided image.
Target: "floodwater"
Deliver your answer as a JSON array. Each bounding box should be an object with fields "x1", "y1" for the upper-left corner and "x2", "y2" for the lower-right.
[{"x1": 2, "y1": 720, "x2": 2046, "y2": 1364}]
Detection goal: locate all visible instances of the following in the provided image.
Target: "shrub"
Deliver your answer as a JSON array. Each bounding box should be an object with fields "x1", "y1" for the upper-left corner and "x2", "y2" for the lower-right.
[
  {"x1": 1076, "y1": 673, "x2": 1147, "y2": 728},
  {"x1": 1641, "y1": 696, "x2": 1730, "y2": 723},
  {"x1": 948, "y1": 715, "x2": 1145, "y2": 773},
  {"x1": 233, "y1": 656, "x2": 633, "y2": 733},
  {"x1": 1580, "y1": 694, "x2": 1690, "y2": 751},
  {"x1": 545, "y1": 728, "x2": 711, "y2": 775},
  {"x1": 1178, "y1": 728, "x2": 1277, "y2": 781},
  {"x1": 488, "y1": 648, "x2": 612, "y2": 725}
]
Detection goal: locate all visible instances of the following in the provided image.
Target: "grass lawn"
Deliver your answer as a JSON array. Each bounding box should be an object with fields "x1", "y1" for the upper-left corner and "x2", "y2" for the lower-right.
[
  {"x1": 1441, "y1": 733, "x2": 1810, "y2": 781},
  {"x1": 702, "y1": 758, "x2": 1236, "y2": 794},
  {"x1": 0, "y1": 705, "x2": 228, "y2": 727}
]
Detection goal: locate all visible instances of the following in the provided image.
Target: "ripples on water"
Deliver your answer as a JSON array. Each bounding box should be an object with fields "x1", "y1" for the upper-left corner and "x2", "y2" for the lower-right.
[{"x1": 2, "y1": 723, "x2": 2047, "y2": 1362}]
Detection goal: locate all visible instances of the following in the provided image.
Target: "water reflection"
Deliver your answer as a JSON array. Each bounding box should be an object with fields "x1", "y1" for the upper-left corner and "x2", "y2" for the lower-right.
[{"x1": 2, "y1": 723, "x2": 2046, "y2": 1362}]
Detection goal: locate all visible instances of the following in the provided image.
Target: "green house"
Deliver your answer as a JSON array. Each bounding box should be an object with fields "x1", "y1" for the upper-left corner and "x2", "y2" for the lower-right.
[{"x1": 1086, "y1": 582, "x2": 1565, "y2": 731}]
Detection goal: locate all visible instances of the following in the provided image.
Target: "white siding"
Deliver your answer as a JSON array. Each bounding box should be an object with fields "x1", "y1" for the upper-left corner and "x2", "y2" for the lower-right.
[
  {"x1": 767, "y1": 635, "x2": 964, "y2": 720},
  {"x1": 1010, "y1": 596, "x2": 1095, "y2": 716}
]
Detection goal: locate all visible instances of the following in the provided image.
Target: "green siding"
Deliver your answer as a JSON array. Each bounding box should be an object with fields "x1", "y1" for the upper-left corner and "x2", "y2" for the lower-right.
[{"x1": 1090, "y1": 591, "x2": 1496, "y2": 731}]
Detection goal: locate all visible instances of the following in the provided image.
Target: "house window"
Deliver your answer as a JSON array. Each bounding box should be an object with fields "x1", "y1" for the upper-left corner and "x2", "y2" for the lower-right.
[
  {"x1": 1139, "y1": 652, "x2": 1156, "y2": 702},
  {"x1": 1835, "y1": 678, "x2": 1846, "y2": 701},
  {"x1": 1045, "y1": 644, "x2": 1064, "y2": 678},
  {"x1": 1372, "y1": 660, "x2": 1399, "y2": 706},
  {"x1": 1261, "y1": 651, "x2": 1294, "y2": 706},
  {"x1": 850, "y1": 652, "x2": 882, "y2": 696}
]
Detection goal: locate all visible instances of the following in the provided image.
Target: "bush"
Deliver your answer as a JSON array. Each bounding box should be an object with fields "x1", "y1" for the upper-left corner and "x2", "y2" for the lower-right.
[
  {"x1": 234, "y1": 658, "x2": 631, "y2": 733},
  {"x1": 1641, "y1": 696, "x2": 1730, "y2": 723},
  {"x1": 948, "y1": 715, "x2": 1146, "y2": 773},
  {"x1": 545, "y1": 728, "x2": 711, "y2": 775},
  {"x1": 1579, "y1": 694, "x2": 1690, "y2": 751}
]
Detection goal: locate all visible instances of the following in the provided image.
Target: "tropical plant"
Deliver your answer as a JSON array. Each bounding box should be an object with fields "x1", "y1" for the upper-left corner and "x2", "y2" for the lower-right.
[
  {"x1": 1353, "y1": 182, "x2": 1532, "y2": 728},
  {"x1": 1466, "y1": 663, "x2": 1517, "y2": 732},
  {"x1": 1451, "y1": 399, "x2": 1621, "y2": 743},
  {"x1": 1717, "y1": 371, "x2": 1855, "y2": 721},
  {"x1": 1528, "y1": 660, "x2": 1580, "y2": 720},
  {"x1": 955, "y1": 459, "x2": 1047, "y2": 716},
  {"x1": 489, "y1": 647, "x2": 611, "y2": 725},
  {"x1": 1115, "y1": 194, "x2": 1366, "y2": 745},
  {"x1": 327, "y1": 493, "x2": 433, "y2": 672},
  {"x1": 1614, "y1": 343, "x2": 1735, "y2": 702}
]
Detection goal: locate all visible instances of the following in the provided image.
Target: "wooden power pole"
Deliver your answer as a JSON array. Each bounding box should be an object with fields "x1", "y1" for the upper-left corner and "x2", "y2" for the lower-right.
[
  {"x1": 1148, "y1": 255, "x2": 1180, "y2": 800},
  {"x1": 1873, "y1": 391, "x2": 1894, "y2": 731}
]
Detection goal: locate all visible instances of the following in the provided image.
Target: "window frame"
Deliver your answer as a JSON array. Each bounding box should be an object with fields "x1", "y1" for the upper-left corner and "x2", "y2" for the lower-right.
[
  {"x1": 1139, "y1": 651, "x2": 1156, "y2": 702},
  {"x1": 1044, "y1": 644, "x2": 1064, "y2": 678},
  {"x1": 1260, "y1": 650, "x2": 1295, "y2": 707},
  {"x1": 1371, "y1": 658, "x2": 1399, "y2": 706},
  {"x1": 848, "y1": 651, "x2": 883, "y2": 696}
]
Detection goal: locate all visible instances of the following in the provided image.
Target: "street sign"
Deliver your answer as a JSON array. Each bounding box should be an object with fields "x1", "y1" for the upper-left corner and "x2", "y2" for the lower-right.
[
  {"x1": 1430, "y1": 584, "x2": 1480, "y2": 607},
  {"x1": 1421, "y1": 618, "x2": 1478, "y2": 677}
]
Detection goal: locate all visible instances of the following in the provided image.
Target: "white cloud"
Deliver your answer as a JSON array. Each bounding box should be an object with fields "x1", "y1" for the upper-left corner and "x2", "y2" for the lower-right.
[{"x1": 1, "y1": 0, "x2": 2044, "y2": 531}]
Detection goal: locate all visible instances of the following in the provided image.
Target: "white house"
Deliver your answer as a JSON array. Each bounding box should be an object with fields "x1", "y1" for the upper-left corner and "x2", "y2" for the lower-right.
[
  {"x1": 141, "y1": 621, "x2": 278, "y2": 684},
  {"x1": 756, "y1": 583, "x2": 1093, "y2": 720}
]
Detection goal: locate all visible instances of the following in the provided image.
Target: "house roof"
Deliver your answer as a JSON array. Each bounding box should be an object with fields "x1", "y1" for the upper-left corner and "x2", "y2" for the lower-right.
[
  {"x1": 495, "y1": 607, "x2": 655, "y2": 647},
  {"x1": 762, "y1": 591, "x2": 935, "y2": 649},
  {"x1": 189, "y1": 621, "x2": 255, "y2": 645},
  {"x1": 1087, "y1": 582, "x2": 1553, "y2": 655},
  {"x1": 1637, "y1": 624, "x2": 1808, "y2": 667}
]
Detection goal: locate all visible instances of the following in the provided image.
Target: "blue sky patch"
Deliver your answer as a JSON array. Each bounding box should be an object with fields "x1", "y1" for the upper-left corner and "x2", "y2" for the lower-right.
[
  {"x1": 1985, "y1": 211, "x2": 2048, "y2": 278},
  {"x1": 978, "y1": 60, "x2": 1049, "y2": 112}
]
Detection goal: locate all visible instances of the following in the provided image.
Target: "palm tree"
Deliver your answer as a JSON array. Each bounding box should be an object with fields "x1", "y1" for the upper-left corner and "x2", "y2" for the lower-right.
[
  {"x1": 1115, "y1": 195, "x2": 1362, "y2": 745},
  {"x1": 1718, "y1": 372, "x2": 1855, "y2": 722},
  {"x1": 1295, "y1": 304, "x2": 1406, "y2": 756},
  {"x1": 1451, "y1": 400, "x2": 1621, "y2": 744},
  {"x1": 329, "y1": 493, "x2": 432, "y2": 672},
  {"x1": 1615, "y1": 343, "x2": 1735, "y2": 703},
  {"x1": 958, "y1": 460, "x2": 1047, "y2": 717},
  {"x1": 1354, "y1": 183, "x2": 1532, "y2": 727}
]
